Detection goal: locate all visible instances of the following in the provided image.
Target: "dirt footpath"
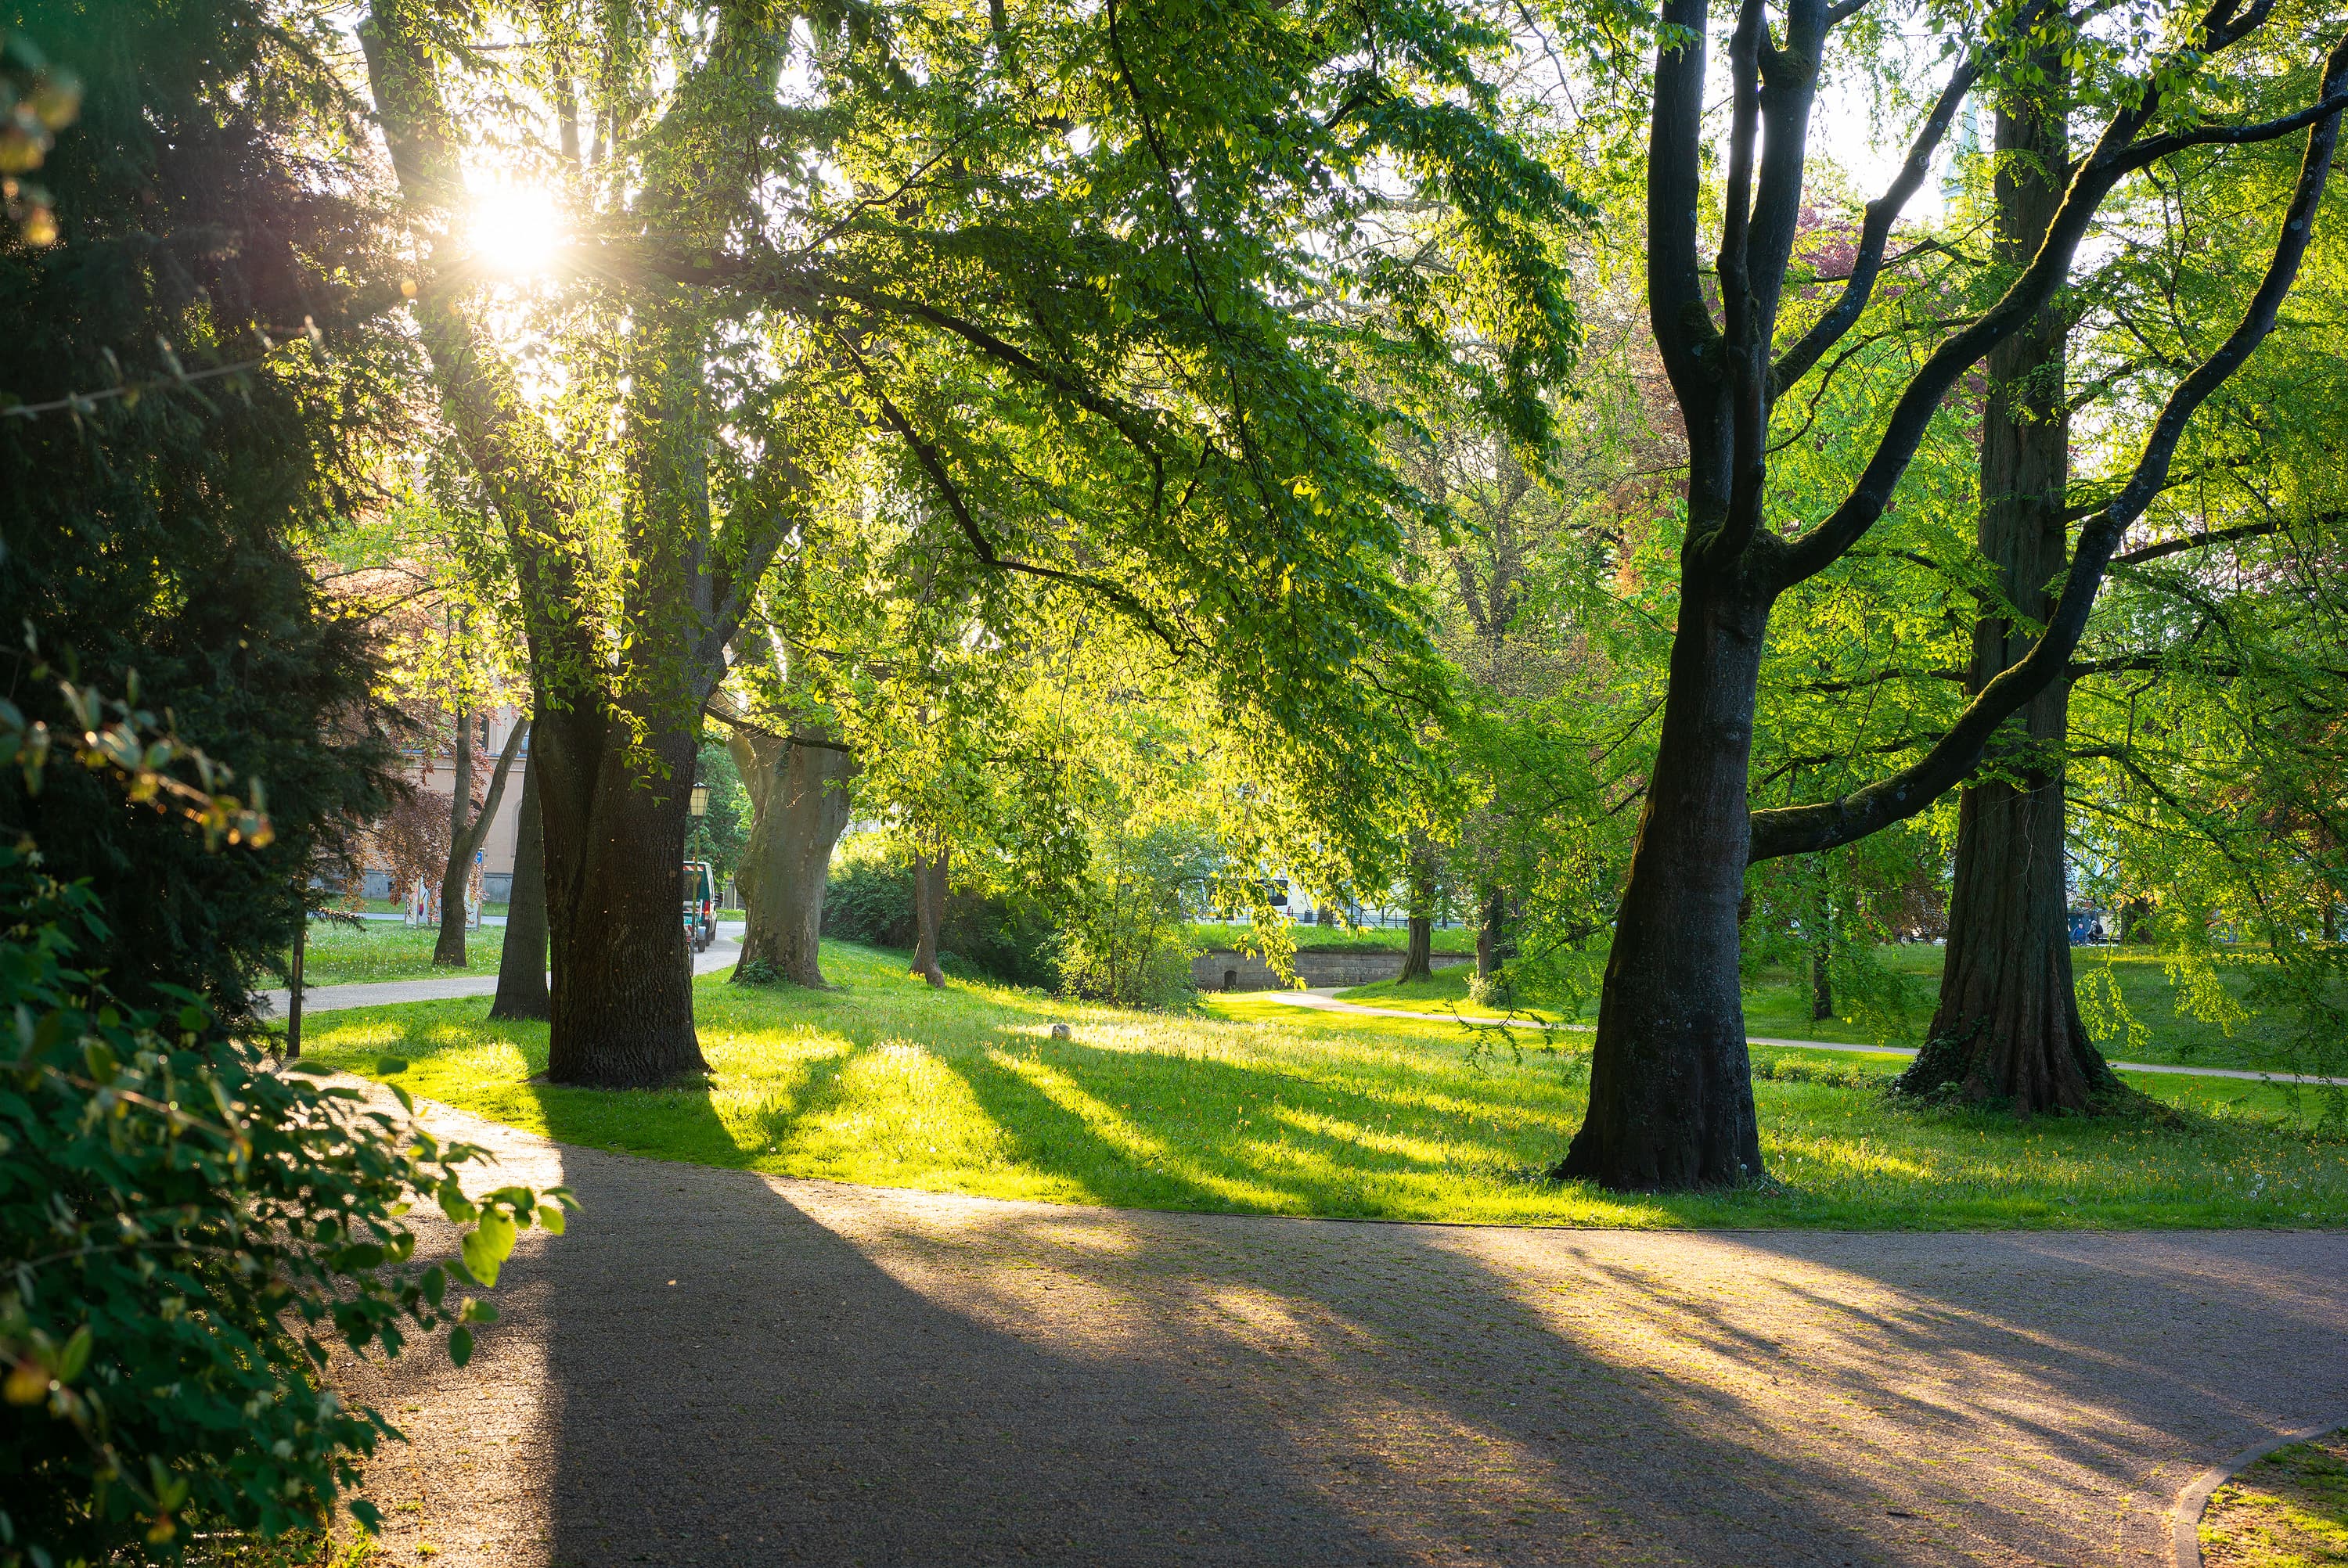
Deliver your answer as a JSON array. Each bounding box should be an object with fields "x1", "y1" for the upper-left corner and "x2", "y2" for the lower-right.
[{"x1": 336, "y1": 1095, "x2": 2348, "y2": 1567}]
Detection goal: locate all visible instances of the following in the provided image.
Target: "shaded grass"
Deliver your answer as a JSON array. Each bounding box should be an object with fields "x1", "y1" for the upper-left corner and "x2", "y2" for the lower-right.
[
  {"x1": 296, "y1": 922, "x2": 502, "y2": 986},
  {"x1": 300, "y1": 940, "x2": 2348, "y2": 1229},
  {"x1": 2201, "y1": 1429, "x2": 2348, "y2": 1566},
  {"x1": 1337, "y1": 947, "x2": 2333, "y2": 1077}
]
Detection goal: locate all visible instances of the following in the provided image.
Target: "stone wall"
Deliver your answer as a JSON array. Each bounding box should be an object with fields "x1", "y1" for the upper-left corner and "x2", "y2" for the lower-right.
[{"x1": 1192, "y1": 948, "x2": 1472, "y2": 992}]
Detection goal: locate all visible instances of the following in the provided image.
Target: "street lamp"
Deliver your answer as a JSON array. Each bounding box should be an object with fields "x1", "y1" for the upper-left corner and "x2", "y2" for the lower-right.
[{"x1": 689, "y1": 782, "x2": 708, "y2": 818}]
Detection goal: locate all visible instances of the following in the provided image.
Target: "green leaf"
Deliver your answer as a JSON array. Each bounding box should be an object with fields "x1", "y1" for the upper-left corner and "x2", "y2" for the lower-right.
[
  {"x1": 55, "y1": 1326, "x2": 90, "y2": 1383},
  {"x1": 421, "y1": 1264, "x2": 446, "y2": 1307},
  {"x1": 447, "y1": 1325, "x2": 474, "y2": 1368},
  {"x1": 82, "y1": 1040, "x2": 117, "y2": 1084},
  {"x1": 376, "y1": 1056, "x2": 409, "y2": 1075},
  {"x1": 349, "y1": 1498, "x2": 384, "y2": 1535},
  {"x1": 535, "y1": 1203, "x2": 567, "y2": 1235},
  {"x1": 283, "y1": 1060, "x2": 336, "y2": 1076},
  {"x1": 460, "y1": 1299, "x2": 499, "y2": 1324},
  {"x1": 460, "y1": 1210, "x2": 516, "y2": 1289}
]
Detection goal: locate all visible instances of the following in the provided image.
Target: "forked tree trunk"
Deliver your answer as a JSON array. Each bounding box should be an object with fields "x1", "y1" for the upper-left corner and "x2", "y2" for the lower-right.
[
  {"x1": 1556, "y1": 574, "x2": 1766, "y2": 1189},
  {"x1": 490, "y1": 757, "x2": 549, "y2": 1020},
  {"x1": 909, "y1": 849, "x2": 948, "y2": 988},
  {"x1": 538, "y1": 705, "x2": 708, "y2": 1088},
  {"x1": 728, "y1": 726, "x2": 859, "y2": 989},
  {"x1": 1898, "y1": 60, "x2": 2116, "y2": 1112},
  {"x1": 434, "y1": 707, "x2": 475, "y2": 966}
]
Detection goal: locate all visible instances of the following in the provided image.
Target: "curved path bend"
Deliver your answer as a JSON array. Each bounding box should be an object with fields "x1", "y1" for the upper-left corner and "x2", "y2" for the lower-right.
[{"x1": 335, "y1": 1090, "x2": 2348, "y2": 1568}]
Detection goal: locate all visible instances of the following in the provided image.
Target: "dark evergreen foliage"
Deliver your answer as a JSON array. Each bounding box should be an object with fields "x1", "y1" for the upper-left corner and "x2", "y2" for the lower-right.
[{"x1": 0, "y1": 0, "x2": 412, "y2": 1021}]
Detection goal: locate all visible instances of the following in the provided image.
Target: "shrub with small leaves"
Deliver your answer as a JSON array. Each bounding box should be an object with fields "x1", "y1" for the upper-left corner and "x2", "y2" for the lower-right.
[{"x1": 0, "y1": 849, "x2": 568, "y2": 1563}]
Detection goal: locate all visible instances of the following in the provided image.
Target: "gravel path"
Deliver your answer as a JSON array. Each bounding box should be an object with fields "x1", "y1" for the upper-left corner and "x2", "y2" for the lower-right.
[
  {"x1": 333, "y1": 1090, "x2": 2348, "y2": 1568},
  {"x1": 1263, "y1": 990, "x2": 2348, "y2": 1088}
]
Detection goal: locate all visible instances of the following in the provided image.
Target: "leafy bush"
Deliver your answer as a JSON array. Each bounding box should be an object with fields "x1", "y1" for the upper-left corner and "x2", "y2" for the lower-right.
[
  {"x1": 821, "y1": 848, "x2": 915, "y2": 948},
  {"x1": 1050, "y1": 823, "x2": 1215, "y2": 1011},
  {"x1": 0, "y1": 851, "x2": 562, "y2": 1563},
  {"x1": 823, "y1": 843, "x2": 1058, "y2": 987}
]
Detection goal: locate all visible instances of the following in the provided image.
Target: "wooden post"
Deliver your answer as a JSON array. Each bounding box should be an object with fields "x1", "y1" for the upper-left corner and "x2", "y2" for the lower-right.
[{"x1": 286, "y1": 915, "x2": 307, "y2": 1060}]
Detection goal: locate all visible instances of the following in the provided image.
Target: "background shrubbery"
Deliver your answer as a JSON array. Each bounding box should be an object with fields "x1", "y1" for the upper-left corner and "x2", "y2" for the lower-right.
[{"x1": 823, "y1": 841, "x2": 1061, "y2": 989}]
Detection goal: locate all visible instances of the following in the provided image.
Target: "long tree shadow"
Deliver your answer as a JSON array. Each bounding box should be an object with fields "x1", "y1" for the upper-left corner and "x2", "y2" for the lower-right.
[
  {"x1": 938, "y1": 1028, "x2": 1570, "y2": 1217},
  {"x1": 529, "y1": 1139, "x2": 2253, "y2": 1568}
]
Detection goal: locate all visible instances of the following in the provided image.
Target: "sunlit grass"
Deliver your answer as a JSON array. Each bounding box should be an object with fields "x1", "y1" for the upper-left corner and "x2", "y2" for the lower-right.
[
  {"x1": 298, "y1": 940, "x2": 2348, "y2": 1229},
  {"x1": 1335, "y1": 946, "x2": 2328, "y2": 1076},
  {"x1": 2199, "y1": 1428, "x2": 2348, "y2": 1567}
]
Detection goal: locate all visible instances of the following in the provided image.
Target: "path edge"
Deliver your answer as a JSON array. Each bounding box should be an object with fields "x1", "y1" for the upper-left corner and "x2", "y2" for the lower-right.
[{"x1": 2171, "y1": 1415, "x2": 2348, "y2": 1568}]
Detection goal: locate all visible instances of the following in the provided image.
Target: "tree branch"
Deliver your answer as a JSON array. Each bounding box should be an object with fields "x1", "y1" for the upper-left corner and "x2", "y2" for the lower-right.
[{"x1": 1750, "y1": 31, "x2": 2348, "y2": 860}]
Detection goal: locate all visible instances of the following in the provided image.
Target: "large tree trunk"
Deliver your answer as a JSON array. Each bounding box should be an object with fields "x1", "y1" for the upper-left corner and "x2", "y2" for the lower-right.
[
  {"x1": 490, "y1": 754, "x2": 549, "y2": 1020},
  {"x1": 728, "y1": 726, "x2": 859, "y2": 989},
  {"x1": 434, "y1": 706, "x2": 475, "y2": 966},
  {"x1": 1556, "y1": 574, "x2": 1766, "y2": 1189},
  {"x1": 909, "y1": 850, "x2": 948, "y2": 987},
  {"x1": 1898, "y1": 60, "x2": 2116, "y2": 1112},
  {"x1": 538, "y1": 703, "x2": 709, "y2": 1087}
]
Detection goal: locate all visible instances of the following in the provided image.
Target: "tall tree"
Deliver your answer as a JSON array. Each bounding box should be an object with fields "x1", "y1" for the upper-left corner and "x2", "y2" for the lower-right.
[
  {"x1": 1900, "y1": 54, "x2": 2116, "y2": 1107},
  {"x1": 364, "y1": 0, "x2": 1579, "y2": 1086},
  {"x1": 1544, "y1": 0, "x2": 2348, "y2": 1188}
]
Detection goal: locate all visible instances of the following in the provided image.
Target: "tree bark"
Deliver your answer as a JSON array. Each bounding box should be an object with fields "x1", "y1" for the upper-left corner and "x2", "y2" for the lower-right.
[
  {"x1": 490, "y1": 753, "x2": 550, "y2": 1020},
  {"x1": 434, "y1": 706, "x2": 475, "y2": 966},
  {"x1": 1899, "y1": 59, "x2": 2116, "y2": 1112},
  {"x1": 1401, "y1": 916, "x2": 1434, "y2": 984},
  {"x1": 728, "y1": 725, "x2": 859, "y2": 988},
  {"x1": 538, "y1": 703, "x2": 710, "y2": 1087},
  {"x1": 1475, "y1": 883, "x2": 1514, "y2": 982},
  {"x1": 1399, "y1": 846, "x2": 1437, "y2": 984},
  {"x1": 909, "y1": 849, "x2": 949, "y2": 987},
  {"x1": 1556, "y1": 573, "x2": 1767, "y2": 1190}
]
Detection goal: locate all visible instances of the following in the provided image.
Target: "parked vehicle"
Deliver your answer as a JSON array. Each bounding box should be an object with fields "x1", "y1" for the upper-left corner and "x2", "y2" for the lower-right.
[{"x1": 682, "y1": 860, "x2": 717, "y2": 953}]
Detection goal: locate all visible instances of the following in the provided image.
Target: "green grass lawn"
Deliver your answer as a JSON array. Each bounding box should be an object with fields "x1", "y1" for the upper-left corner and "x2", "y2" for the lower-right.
[
  {"x1": 2199, "y1": 1429, "x2": 2348, "y2": 1566},
  {"x1": 296, "y1": 920, "x2": 504, "y2": 986},
  {"x1": 300, "y1": 939, "x2": 2348, "y2": 1229},
  {"x1": 1336, "y1": 944, "x2": 2335, "y2": 1077}
]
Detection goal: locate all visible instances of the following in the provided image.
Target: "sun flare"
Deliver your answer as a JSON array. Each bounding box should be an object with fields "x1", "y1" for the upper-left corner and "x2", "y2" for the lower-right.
[{"x1": 467, "y1": 183, "x2": 564, "y2": 276}]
